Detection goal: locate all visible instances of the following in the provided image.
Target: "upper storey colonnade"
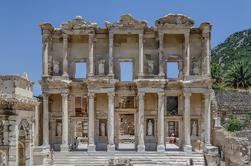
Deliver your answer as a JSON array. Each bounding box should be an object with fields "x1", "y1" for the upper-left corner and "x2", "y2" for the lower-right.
[{"x1": 40, "y1": 14, "x2": 211, "y2": 81}]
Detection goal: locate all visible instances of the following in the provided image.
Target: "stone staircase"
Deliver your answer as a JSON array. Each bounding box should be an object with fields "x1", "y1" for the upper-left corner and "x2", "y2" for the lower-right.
[{"x1": 44, "y1": 151, "x2": 206, "y2": 166}]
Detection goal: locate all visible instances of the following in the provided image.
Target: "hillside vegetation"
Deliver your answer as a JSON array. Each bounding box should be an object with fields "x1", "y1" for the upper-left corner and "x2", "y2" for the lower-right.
[{"x1": 211, "y1": 28, "x2": 251, "y2": 89}]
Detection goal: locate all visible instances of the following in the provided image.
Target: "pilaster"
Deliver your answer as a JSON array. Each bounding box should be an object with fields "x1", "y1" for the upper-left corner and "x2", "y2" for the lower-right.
[
  {"x1": 62, "y1": 34, "x2": 69, "y2": 77},
  {"x1": 108, "y1": 32, "x2": 114, "y2": 77},
  {"x1": 88, "y1": 32, "x2": 94, "y2": 77},
  {"x1": 138, "y1": 33, "x2": 144, "y2": 78},
  {"x1": 204, "y1": 93, "x2": 211, "y2": 145},
  {"x1": 184, "y1": 33, "x2": 190, "y2": 78},
  {"x1": 158, "y1": 32, "x2": 165, "y2": 77},
  {"x1": 42, "y1": 34, "x2": 50, "y2": 77}
]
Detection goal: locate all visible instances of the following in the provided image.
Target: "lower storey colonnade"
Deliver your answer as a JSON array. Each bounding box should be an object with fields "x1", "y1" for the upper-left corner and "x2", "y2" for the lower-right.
[{"x1": 39, "y1": 91, "x2": 211, "y2": 152}]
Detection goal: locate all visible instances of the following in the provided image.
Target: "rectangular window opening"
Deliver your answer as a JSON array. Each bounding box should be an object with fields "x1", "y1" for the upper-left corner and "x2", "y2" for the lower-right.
[
  {"x1": 120, "y1": 62, "x2": 133, "y2": 81},
  {"x1": 166, "y1": 62, "x2": 179, "y2": 78},
  {"x1": 75, "y1": 63, "x2": 86, "y2": 78}
]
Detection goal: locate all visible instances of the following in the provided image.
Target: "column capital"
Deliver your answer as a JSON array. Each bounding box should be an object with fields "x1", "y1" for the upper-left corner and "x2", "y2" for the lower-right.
[
  {"x1": 202, "y1": 32, "x2": 210, "y2": 39},
  {"x1": 108, "y1": 92, "x2": 115, "y2": 98},
  {"x1": 139, "y1": 33, "x2": 143, "y2": 39},
  {"x1": 184, "y1": 92, "x2": 191, "y2": 98},
  {"x1": 138, "y1": 92, "x2": 145, "y2": 98},
  {"x1": 42, "y1": 93, "x2": 49, "y2": 99},
  {"x1": 158, "y1": 92, "x2": 165, "y2": 98},
  {"x1": 61, "y1": 93, "x2": 68, "y2": 98},
  {"x1": 63, "y1": 33, "x2": 68, "y2": 40},
  {"x1": 88, "y1": 92, "x2": 95, "y2": 99},
  {"x1": 158, "y1": 32, "x2": 164, "y2": 39},
  {"x1": 109, "y1": 32, "x2": 114, "y2": 39}
]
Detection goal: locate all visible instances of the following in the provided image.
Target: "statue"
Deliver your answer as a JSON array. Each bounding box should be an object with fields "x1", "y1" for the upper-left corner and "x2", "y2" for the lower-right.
[
  {"x1": 56, "y1": 122, "x2": 62, "y2": 136},
  {"x1": 53, "y1": 60, "x2": 60, "y2": 75},
  {"x1": 147, "y1": 120, "x2": 153, "y2": 136},
  {"x1": 148, "y1": 60, "x2": 154, "y2": 74},
  {"x1": 191, "y1": 60, "x2": 200, "y2": 75},
  {"x1": 98, "y1": 60, "x2": 105, "y2": 75},
  {"x1": 192, "y1": 121, "x2": 197, "y2": 136},
  {"x1": 100, "y1": 123, "x2": 106, "y2": 136}
]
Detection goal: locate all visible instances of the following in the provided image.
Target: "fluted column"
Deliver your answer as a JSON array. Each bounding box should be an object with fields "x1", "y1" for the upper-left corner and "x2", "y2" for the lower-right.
[
  {"x1": 202, "y1": 32, "x2": 210, "y2": 76},
  {"x1": 88, "y1": 33, "x2": 94, "y2": 77},
  {"x1": 157, "y1": 92, "x2": 165, "y2": 152},
  {"x1": 158, "y1": 32, "x2": 165, "y2": 77},
  {"x1": 183, "y1": 93, "x2": 192, "y2": 152},
  {"x1": 137, "y1": 92, "x2": 145, "y2": 152},
  {"x1": 42, "y1": 93, "x2": 49, "y2": 148},
  {"x1": 184, "y1": 33, "x2": 190, "y2": 78},
  {"x1": 138, "y1": 33, "x2": 144, "y2": 77},
  {"x1": 108, "y1": 32, "x2": 114, "y2": 77},
  {"x1": 88, "y1": 92, "x2": 96, "y2": 151},
  {"x1": 34, "y1": 104, "x2": 40, "y2": 146},
  {"x1": 107, "y1": 92, "x2": 115, "y2": 151},
  {"x1": 42, "y1": 34, "x2": 49, "y2": 77},
  {"x1": 204, "y1": 93, "x2": 211, "y2": 145},
  {"x1": 62, "y1": 34, "x2": 69, "y2": 77},
  {"x1": 61, "y1": 93, "x2": 69, "y2": 151}
]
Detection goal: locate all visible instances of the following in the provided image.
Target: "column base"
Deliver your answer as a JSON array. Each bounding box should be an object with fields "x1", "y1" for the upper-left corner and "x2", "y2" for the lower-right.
[
  {"x1": 87, "y1": 144, "x2": 96, "y2": 152},
  {"x1": 41, "y1": 145, "x2": 50, "y2": 153},
  {"x1": 158, "y1": 73, "x2": 165, "y2": 79},
  {"x1": 157, "y1": 144, "x2": 165, "y2": 152},
  {"x1": 137, "y1": 145, "x2": 145, "y2": 152},
  {"x1": 107, "y1": 144, "x2": 116, "y2": 152},
  {"x1": 60, "y1": 144, "x2": 69, "y2": 152},
  {"x1": 183, "y1": 145, "x2": 192, "y2": 152}
]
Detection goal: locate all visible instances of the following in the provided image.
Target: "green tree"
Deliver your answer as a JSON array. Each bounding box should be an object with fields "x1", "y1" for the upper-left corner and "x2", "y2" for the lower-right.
[{"x1": 225, "y1": 60, "x2": 251, "y2": 89}]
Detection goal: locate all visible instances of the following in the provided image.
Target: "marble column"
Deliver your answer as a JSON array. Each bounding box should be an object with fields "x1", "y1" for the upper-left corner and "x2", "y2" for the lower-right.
[
  {"x1": 107, "y1": 92, "x2": 115, "y2": 151},
  {"x1": 158, "y1": 32, "x2": 165, "y2": 77},
  {"x1": 183, "y1": 93, "x2": 192, "y2": 152},
  {"x1": 34, "y1": 104, "x2": 39, "y2": 146},
  {"x1": 108, "y1": 32, "x2": 114, "y2": 77},
  {"x1": 62, "y1": 34, "x2": 69, "y2": 77},
  {"x1": 88, "y1": 33, "x2": 94, "y2": 77},
  {"x1": 42, "y1": 93, "x2": 49, "y2": 148},
  {"x1": 204, "y1": 93, "x2": 211, "y2": 145},
  {"x1": 138, "y1": 33, "x2": 144, "y2": 77},
  {"x1": 88, "y1": 92, "x2": 96, "y2": 151},
  {"x1": 202, "y1": 33, "x2": 210, "y2": 76},
  {"x1": 137, "y1": 92, "x2": 145, "y2": 152},
  {"x1": 61, "y1": 93, "x2": 69, "y2": 151},
  {"x1": 42, "y1": 34, "x2": 49, "y2": 77},
  {"x1": 184, "y1": 33, "x2": 190, "y2": 78},
  {"x1": 157, "y1": 92, "x2": 165, "y2": 152}
]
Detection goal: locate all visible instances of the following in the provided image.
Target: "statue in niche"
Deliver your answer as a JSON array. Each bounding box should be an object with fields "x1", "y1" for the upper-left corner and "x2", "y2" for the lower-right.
[
  {"x1": 53, "y1": 60, "x2": 60, "y2": 75},
  {"x1": 56, "y1": 121, "x2": 62, "y2": 136},
  {"x1": 100, "y1": 122, "x2": 106, "y2": 136},
  {"x1": 98, "y1": 60, "x2": 105, "y2": 75},
  {"x1": 191, "y1": 121, "x2": 198, "y2": 136},
  {"x1": 191, "y1": 60, "x2": 200, "y2": 75},
  {"x1": 147, "y1": 60, "x2": 154, "y2": 74},
  {"x1": 147, "y1": 120, "x2": 153, "y2": 136}
]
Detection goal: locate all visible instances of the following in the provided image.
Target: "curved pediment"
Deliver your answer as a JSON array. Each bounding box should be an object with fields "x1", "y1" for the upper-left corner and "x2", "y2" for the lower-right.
[
  {"x1": 60, "y1": 16, "x2": 97, "y2": 30},
  {"x1": 156, "y1": 14, "x2": 194, "y2": 28},
  {"x1": 105, "y1": 14, "x2": 148, "y2": 29}
]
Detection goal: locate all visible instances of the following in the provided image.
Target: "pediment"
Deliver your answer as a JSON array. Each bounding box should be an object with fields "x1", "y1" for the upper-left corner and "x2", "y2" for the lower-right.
[
  {"x1": 156, "y1": 14, "x2": 194, "y2": 28},
  {"x1": 60, "y1": 16, "x2": 97, "y2": 30},
  {"x1": 105, "y1": 14, "x2": 147, "y2": 29}
]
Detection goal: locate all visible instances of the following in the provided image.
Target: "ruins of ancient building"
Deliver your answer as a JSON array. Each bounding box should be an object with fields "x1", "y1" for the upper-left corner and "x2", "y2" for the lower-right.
[
  {"x1": 1, "y1": 14, "x2": 220, "y2": 165},
  {"x1": 0, "y1": 75, "x2": 39, "y2": 166}
]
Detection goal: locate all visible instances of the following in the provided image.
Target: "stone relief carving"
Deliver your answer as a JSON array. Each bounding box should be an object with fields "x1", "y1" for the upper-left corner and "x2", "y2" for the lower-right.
[
  {"x1": 155, "y1": 14, "x2": 194, "y2": 28},
  {"x1": 61, "y1": 16, "x2": 97, "y2": 30},
  {"x1": 105, "y1": 14, "x2": 147, "y2": 29}
]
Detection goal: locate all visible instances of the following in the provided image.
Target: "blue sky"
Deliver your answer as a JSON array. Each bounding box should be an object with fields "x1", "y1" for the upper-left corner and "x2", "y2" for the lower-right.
[{"x1": 0, "y1": 0, "x2": 251, "y2": 95}]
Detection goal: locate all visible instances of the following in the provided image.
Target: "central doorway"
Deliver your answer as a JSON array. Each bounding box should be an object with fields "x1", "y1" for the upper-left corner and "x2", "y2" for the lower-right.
[{"x1": 118, "y1": 113, "x2": 136, "y2": 150}]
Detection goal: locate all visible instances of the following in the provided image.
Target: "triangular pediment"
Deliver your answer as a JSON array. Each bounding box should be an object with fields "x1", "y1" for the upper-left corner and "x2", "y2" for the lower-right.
[
  {"x1": 105, "y1": 14, "x2": 148, "y2": 29},
  {"x1": 156, "y1": 14, "x2": 194, "y2": 28},
  {"x1": 60, "y1": 16, "x2": 97, "y2": 30}
]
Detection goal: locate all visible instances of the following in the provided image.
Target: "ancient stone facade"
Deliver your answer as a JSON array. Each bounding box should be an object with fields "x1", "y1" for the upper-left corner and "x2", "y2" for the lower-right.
[{"x1": 0, "y1": 74, "x2": 39, "y2": 166}]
